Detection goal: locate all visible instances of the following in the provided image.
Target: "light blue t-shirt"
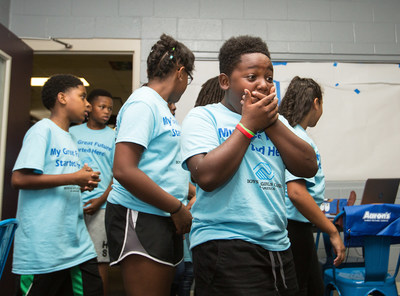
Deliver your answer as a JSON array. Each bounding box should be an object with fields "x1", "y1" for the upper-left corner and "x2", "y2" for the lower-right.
[
  {"x1": 284, "y1": 124, "x2": 325, "y2": 223},
  {"x1": 70, "y1": 123, "x2": 115, "y2": 209},
  {"x1": 181, "y1": 103, "x2": 290, "y2": 252},
  {"x1": 107, "y1": 86, "x2": 189, "y2": 216},
  {"x1": 12, "y1": 119, "x2": 96, "y2": 275}
]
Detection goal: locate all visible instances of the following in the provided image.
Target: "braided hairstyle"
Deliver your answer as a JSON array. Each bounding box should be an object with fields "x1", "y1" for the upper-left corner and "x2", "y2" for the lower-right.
[
  {"x1": 278, "y1": 76, "x2": 323, "y2": 127},
  {"x1": 194, "y1": 76, "x2": 225, "y2": 107},
  {"x1": 219, "y1": 35, "x2": 270, "y2": 77},
  {"x1": 147, "y1": 34, "x2": 195, "y2": 81},
  {"x1": 42, "y1": 74, "x2": 83, "y2": 110}
]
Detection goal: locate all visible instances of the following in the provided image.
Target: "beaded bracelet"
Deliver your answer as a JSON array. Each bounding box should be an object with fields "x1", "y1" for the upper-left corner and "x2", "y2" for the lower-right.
[{"x1": 236, "y1": 123, "x2": 255, "y2": 139}]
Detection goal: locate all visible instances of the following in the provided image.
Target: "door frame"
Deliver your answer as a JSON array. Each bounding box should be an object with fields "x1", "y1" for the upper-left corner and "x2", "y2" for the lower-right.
[
  {"x1": 22, "y1": 38, "x2": 141, "y2": 91},
  {"x1": 0, "y1": 49, "x2": 12, "y2": 218}
]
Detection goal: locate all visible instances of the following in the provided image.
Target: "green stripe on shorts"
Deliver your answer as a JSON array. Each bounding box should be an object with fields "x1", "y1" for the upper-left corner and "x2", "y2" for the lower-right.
[
  {"x1": 70, "y1": 266, "x2": 84, "y2": 296},
  {"x1": 20, "y1": 274, "x2": 34, "y2": 295}
]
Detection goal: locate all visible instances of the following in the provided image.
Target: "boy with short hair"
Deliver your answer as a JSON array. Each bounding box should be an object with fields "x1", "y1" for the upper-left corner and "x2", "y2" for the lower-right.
[
  {"x1": 70, "y1": 89, "x2": 115, "y2": 295},
  {"x1": 181, "y1": 36, "x2": 318, "y2": 295},
  {"x1": 11, "y1": 74, "x2": 103, "y2": 295}
]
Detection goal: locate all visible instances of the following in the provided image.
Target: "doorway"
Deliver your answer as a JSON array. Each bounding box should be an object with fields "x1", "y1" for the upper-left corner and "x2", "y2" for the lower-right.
[
  {"x1": 30, "y1": 53, "x2": 133, "y2": 126},
  {"x1": 23, "y1": 38, "x2": 141, "y2": 125}
]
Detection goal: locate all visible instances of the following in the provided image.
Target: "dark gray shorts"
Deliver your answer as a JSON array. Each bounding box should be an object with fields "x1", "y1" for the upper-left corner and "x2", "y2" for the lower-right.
[{"x1": 105, "y1": 202, "x2": 183, "y2": 267}]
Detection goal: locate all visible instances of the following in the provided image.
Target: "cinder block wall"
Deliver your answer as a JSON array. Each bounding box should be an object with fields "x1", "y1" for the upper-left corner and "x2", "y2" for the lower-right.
[
  {"x1": 4, "y1": 0, "x2": 400, "y2": 82},
  {"x1": 0, "y1": 0, "x2": 10, "y2": 27}
]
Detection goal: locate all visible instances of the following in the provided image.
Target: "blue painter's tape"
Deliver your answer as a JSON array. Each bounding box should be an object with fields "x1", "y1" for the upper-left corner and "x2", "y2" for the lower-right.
[
  {"x1": 273, "y1": 80, "x2": 281, "y2": 104},
  {"x1": 333, "y1": 62, "x2": 338, "y2": 67},
  {"x1": 335, "y1": 83, "x2": 339, "y2": 87},
  {"x1": 354, "y1": 89, "x2": 360, "y2": 94},
  {"x1": 272, "y1": 62, "x2": 287, "y2": 66}
]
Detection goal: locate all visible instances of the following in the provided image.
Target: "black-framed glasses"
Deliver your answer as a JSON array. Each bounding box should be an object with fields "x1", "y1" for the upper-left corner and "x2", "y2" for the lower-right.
[{"x1": 186, "y1": 70, "x2": 193, "y2": 85}]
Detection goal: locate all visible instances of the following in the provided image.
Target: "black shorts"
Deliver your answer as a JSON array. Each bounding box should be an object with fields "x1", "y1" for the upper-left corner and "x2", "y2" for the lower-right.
[
  {"x1": 15, "y1": 258, "x2": 103, "y2": 296},
  {"x1": 192, "y1": 239, "x2": 299, "y2": 296},
  {"x1": 105, "y1": 202, "x2": 183, "y2": 267}
]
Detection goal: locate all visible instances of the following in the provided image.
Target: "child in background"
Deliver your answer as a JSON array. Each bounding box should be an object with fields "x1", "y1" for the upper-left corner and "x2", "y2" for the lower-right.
[
  {"x1": 105, "y1": 34, "x2": 194, "y2": 296},
  {"x1": 168, "y1": 101, "x2": 195, "y2": 296},
  {"x1": 279, "y1": 76, "x2": 345, "y2": 296},
  {"x1": 181, "y1": 35, "x2": 319, "y2": 296},
  {"x1": 194, "y1": 76, "x2": 224, "y2": 107},
  {"x1": 11, "y1": 74, "x2": 103, "y2": 295},
  {"x1": 70, "y1": 89, "x2": 115, "y2": 296},
  {"x1": 168, "y1": 102, "x2": 177, "y2": 116}
]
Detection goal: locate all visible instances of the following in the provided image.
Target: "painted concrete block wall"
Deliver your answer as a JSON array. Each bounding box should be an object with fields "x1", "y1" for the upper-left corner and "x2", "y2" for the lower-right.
[
  {"x1": 3, "y1": 0, "x2": 400, "y2": 82},
  {"x1": 0, "y1": 0, "x2": 10, "y2": 28},
  {"x1": 4, "y1": 0, "x2": 400, "y2": 67}
]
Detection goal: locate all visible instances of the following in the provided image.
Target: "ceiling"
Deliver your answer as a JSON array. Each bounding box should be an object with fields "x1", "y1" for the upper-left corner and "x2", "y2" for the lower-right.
[{"x1": 30, "y1": 54, "x2": 133, "y2": 122}]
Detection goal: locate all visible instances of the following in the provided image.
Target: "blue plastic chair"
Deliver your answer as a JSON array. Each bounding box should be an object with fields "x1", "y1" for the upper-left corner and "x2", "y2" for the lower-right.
[
  {"x1": 0, "y1": 218, "x2": 18, "y2": 279},
  {"x1": 324, "y1": 204, "x2": 400, "y2": 296}
]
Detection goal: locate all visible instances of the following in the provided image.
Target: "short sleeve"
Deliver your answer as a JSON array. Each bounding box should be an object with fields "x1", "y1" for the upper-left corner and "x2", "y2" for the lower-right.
[
  {"x1": 116, "y1": 101, "x2": 155, "y2": 149},
  {"x1": 13, "y1": 126, "x2": 48, "y2": 173},
  {"x1": 281, "y1": 118, "x2": 316, "y2": 186},
  {"x1": 181, "y1": 107, "x2": 221, "y2": 170}
]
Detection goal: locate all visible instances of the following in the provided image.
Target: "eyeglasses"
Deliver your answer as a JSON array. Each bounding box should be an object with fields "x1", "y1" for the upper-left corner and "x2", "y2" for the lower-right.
[
  {"x1": 186, "y1": 70, "x2": 193, "y2": 85},
  {"x1": 179, "y1": 67, "x2": 193, "y2": 85}
]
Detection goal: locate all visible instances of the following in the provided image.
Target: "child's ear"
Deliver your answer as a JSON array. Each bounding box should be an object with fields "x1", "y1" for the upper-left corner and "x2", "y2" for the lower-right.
[
  {"x1": 219, "y1": 73, "x2": 230, "y2": 91},
  {"x1": 57, "y1": 92, "x2": 67, "y2": 105},
  {"x1": 177, "y1": 66, "x2": 185, "y2": 81},
  {"x1": 313, "y1": 97, "x2": 319, "y2": 109}
]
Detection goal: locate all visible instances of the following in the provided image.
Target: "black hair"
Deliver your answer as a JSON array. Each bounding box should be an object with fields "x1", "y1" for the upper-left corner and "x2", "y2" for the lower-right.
[
  {"x1": 87, "y1": 89, "x2": 112, "y2": 104},
  {"x1": 41, "y1": 74, "x2": 83, "y2": 110},
  {"x1": 278, "y1": 76, "x2": 323, "y2": 127},
  {"x1": 147, "y1": 34, "x2": 195, "y2": 81},
  {"x1": 219, "y1": 35, "x2": 270, "y2": 77},
  {"x1": 194, "y1": 76, "x2": 225, "y2": 107}
]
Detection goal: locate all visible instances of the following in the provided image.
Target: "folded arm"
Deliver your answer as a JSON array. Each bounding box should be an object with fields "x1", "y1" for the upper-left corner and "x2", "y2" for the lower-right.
[
  {"x1": 265, "y1": 121, "x2": 318, "y2": 178},
  {"x1": 11, "y1": 164, "x2": 100, "y2": 190},
  {"x1": 187, "y1": 90, "x2": 278, "y2": 192},
  {"x1": 84, "y1": 180, "x2": 113, "y2": 215},
  {"x1": 186, "y1": 129, "x2": 252, "y2": 192}
]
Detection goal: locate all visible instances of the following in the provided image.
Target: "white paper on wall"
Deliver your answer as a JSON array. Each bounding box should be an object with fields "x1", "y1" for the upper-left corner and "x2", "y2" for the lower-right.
[{"x1": 176, "y1": 60, "x2": 400, "y2": 181}]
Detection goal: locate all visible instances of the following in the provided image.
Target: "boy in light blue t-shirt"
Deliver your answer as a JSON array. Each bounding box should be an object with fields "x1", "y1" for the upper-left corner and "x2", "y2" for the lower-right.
[
  {"x1": 70, "y1": 88, "x2": 115, "y2": 296},
  {"x1": 181, "y1": 36, "x2": 319, "y2": 296},
  {"x1": 11, "y1": 74, "x2": 103, "y2": 295}
]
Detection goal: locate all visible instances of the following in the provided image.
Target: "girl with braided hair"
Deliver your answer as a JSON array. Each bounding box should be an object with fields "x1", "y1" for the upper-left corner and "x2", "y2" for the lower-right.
[
  {"x1": 279, "y1": 76, "x2": 345, "y2": 296},
  {"x1": 105, "y1": 34, "x2": 195, "y2": 296},
  {"x1": 194, "y1": 76, "x2": 224, "y2": 107}
]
